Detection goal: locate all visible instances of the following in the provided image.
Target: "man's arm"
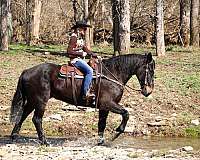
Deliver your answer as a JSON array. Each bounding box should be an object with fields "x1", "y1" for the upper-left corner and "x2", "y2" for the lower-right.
[
  {"x1": 67, "y1": 36, "x2": 84, "y2": 57},
  {"x1": 82, "y1": 45, "x2": 97, "y2": 58}
]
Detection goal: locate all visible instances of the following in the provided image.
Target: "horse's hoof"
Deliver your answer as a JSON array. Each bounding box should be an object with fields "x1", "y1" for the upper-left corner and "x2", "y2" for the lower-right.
[
  {"x1": 116, "y1": 126, "x2": 124, "y2": 133},
  {"x1": 39, "y1": 140, "x2": 50, "y2": 146},
  {"x1": 10, "y1": 133, "x2": 19, "y2": 141},
  {"x1": 112, "y1": 132, "x2": 121, "y2": 141},
  {"x1": 97, "y1": 138, "x2": 104, "y2": 145}
]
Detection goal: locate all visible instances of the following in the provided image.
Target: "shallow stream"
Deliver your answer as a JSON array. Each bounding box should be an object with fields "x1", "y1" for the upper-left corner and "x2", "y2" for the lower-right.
[{"x1": 112, "y1": 136, "x2": 200, "y2": 151}]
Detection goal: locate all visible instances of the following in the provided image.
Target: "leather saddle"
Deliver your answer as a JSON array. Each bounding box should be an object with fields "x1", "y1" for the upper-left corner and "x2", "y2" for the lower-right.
[
  {"x1": 58, "y1": 58, "x2": 101, "y2": 107},
  {"x1": 59, "y1": 64, "x2": 84, "y2": 77},
  {"x1": 59, "y1": 58, "x2": 98, "y2": 78}
]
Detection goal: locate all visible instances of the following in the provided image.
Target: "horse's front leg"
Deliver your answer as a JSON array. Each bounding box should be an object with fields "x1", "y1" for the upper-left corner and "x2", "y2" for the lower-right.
[
  {"x1": 98, "y1": 109, "x2": 109, "y2": 145},
  {"x1": 108, "y1": 101, "x2": 129, "y2": 140}
]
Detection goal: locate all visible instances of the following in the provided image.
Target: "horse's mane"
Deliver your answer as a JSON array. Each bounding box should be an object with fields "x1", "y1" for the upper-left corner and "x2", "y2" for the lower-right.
[{"x1": 102, "y1": 54, "x2": 146, "y2": 74}]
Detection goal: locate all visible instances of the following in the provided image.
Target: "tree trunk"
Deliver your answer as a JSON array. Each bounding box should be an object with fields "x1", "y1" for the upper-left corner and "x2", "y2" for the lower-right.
[
  {"x1": 179, "y1": 0, "x2": 190, "y2": 47},
  {"x1": 112, "y1": 0, "x2": 120, "y2": 55},
  {"x1": 72, "y1": 0, "x2": 77, "y2": 22},
  {"x1": 86, "y1": 0, "x2": 100, "y2": 47},
  {"x1": 26, "y1": 0, "x2": 32, "y2": 45},
  {"x1": 32, "y1": 0, "x2": 42, "y2": 44},
  {"x1": 190, "y1": 0, "x2": 199, "y2": 47},
  {"x1": 119, "y1": 0, "x2": 130, "y2": 55},
  {"x1": 112, "y1": 0, "x2": 130, "y2": 56},
  {"x1": 83, "y1": 0, "x2": 91, "y2": 49},
  {"x1": 0, "y1": 0, "x2": 10, "y2": 51},
  {"x1": 101, "y1": 0, "x2": 106, "y2": 44},
  {"x1": 156, "y1": 0, "x2": 165, "y2": 56}
]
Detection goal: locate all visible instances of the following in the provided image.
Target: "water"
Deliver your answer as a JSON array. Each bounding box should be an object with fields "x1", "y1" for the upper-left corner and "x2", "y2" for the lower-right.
[{"x1": 112, "y1": 136, "x2": 200, "y2": 151}]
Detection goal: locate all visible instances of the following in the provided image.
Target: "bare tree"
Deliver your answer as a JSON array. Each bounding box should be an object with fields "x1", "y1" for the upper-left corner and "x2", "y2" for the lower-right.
[
  {"x1": 88, "y1": 0, "x2": 100, "y2": 46},
  {"x1": 156, "y1": 0, "x2": 165, "y2": 56},
  {"x1": 0, "y1": 0, "x2": 10, "y2": 51},
  {"x1": 83, "y1": 0, "x2": 90, "y2": 48},
  {"x1": 179, "y1": 0, "x2": 190, "y2": 47},
  {"x1": 32, "y1": 0, "x2": 42, "y2": 44},
  {"x1": 112, "y1": 0, "x2": 130, "y2": 56},
  {"x1": 72, "y1": 0, "x2": 78, "y2": 22},
  {"x1": 26, "y1": 0, "x2": 32, "y2": 45},
  {"x1": 190, "y1": 0, "x2": 199, "y2": 47},
  {"x1": 25, "y1": 0, "x2": 42, "y2": 45}
]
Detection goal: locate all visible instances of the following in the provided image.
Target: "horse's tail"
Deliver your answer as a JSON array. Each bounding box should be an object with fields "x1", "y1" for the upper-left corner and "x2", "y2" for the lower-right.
[{"x1": 10, "y1": 72, "x2": 26, "y2": 123}]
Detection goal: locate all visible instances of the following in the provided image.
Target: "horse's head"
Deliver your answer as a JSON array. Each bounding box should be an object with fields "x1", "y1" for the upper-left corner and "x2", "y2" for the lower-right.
[{"x1": 136, "y1": 53, "x2": 155, "y2": 97}]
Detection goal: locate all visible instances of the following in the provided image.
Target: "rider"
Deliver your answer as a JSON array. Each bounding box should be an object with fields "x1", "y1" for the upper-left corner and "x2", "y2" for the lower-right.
[{"x1": 67, "y1": 21, "x2": 97, "y2": 100}]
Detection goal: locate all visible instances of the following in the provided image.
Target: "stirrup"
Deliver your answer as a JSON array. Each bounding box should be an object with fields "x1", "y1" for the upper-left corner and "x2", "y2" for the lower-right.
[{"x1": 86, "y1": 92, "x2": 95, "y2": 98}]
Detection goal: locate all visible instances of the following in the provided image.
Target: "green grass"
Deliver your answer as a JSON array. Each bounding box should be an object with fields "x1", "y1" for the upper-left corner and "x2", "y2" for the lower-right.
[
  {"x1": 185, "y1": 126, "x2": 200, "y2": 137},
  {"x1": 160, "y1": 72, "x2": 200, "y2": 96},
  {"x1": 0, "y1": 43, "x2": 158, "y2": 57},
  {"x1": 156, "y1": 48, "x2": 200, "y2": 97},
  {"x1": 0, "y1": 43, "x2": 66, "y2": 55}
]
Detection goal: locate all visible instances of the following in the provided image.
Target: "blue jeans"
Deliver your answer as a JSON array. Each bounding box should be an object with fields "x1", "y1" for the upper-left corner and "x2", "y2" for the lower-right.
[{"x1": 73, "y1": 59, "x2": 93, "y2": 96}]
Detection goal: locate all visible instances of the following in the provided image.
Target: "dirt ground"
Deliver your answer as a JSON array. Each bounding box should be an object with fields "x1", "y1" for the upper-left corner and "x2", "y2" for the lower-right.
[
  {"x1": 0, "y1": 50, "x2": 200, "y2": 135},
  {"x1": 0, "y1": 49, "x2": 200, "y2": 159}
]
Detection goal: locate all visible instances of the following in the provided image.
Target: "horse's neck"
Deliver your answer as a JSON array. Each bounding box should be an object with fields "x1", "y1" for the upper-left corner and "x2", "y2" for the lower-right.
[{"x1": 103, "y1": 55, "x2": 143, "y2": 85}]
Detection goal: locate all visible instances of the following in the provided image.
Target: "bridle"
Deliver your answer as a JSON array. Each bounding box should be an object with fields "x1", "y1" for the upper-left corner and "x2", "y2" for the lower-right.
[{"x1": 144, "y1": 63, "x2": 149, "y2": 86}]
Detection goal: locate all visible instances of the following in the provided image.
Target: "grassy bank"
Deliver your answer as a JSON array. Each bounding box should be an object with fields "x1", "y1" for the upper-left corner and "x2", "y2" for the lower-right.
[{"x1": 0, "y1": 44, "x2": 200, "y2": 138}]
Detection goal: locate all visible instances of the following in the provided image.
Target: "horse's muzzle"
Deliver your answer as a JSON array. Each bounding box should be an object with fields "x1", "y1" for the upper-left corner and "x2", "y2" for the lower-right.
[{"x1": 141, "y1": 85, "x2": 154, "y2": 97}]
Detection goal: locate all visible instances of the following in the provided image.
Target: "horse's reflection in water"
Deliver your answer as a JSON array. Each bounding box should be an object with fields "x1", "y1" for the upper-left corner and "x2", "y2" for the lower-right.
[{"x1": 10, "y1": 53, "x2": 155, "y2": 145}]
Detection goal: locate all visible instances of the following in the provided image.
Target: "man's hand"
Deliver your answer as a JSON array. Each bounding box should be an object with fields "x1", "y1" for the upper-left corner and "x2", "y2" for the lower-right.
[
  {"x1": 97, "y1": 56, "x2": 102, "y2": 62},
  {"x1": 82, "y1": 52, "x2": 87, "y2": 57}
]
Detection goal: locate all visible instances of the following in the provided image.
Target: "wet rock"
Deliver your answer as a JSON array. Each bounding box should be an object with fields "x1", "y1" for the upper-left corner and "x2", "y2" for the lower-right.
[
  {"x1": 62, "y1": 105, "x2": 81, "y2": 111},
  {"x1": 48, "y1": 114, "x2": 62, "y2": 121},
  {"x1": 165, "y1": 154, "x2": 175, "y2": 158},
  {"x1": 147, "y1": 121, "x2": 167, "y2": 127},
  {"x1": 155, "y1": 116, "x2": 162, "y2": 122},
  {"x1": 181, "y1": 146, "x2": 193, "y2": 152},
  {"x1": 44, "y1": 51, "x2": 50, "y2": 55},
  {"x1": 191, "y1": 119, "x2": 199, "y2": 126},
  {"x1": 142, "y1": 129, "x2": 151, "y2": 136},
  {"x1": 86, "y1": 108, "x2": 96, "y2": 112}
]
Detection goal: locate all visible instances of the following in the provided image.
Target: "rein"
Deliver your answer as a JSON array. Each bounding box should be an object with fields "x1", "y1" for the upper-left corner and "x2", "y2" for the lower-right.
[
  {"x1": 101, "y1": 62, "x2": 141, "y2": 93},
  {"x1": 95, "y1": 59, "x2": 102, "y2": 109}
]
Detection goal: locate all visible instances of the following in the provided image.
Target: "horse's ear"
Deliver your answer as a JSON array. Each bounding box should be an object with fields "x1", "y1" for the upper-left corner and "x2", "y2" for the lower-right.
[{"x1": 147, "y1": 52, "x2": 153, "y2": 63}]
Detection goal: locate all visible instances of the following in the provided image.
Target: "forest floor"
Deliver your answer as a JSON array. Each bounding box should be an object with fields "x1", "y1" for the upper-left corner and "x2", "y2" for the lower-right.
[{"x1": 0, "y1": 44, "x2": 200, "y2": 159}]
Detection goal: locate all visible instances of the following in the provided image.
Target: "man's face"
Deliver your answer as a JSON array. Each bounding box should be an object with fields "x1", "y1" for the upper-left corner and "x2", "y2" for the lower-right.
[{"x1": 79, "y1": 27, "x2": 87, "y2": 35}]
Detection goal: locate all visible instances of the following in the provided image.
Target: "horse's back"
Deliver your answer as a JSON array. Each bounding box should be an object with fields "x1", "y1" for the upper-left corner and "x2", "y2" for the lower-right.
[{"x1": 21, "y1": 63, "x2": 58, "y2": 83}]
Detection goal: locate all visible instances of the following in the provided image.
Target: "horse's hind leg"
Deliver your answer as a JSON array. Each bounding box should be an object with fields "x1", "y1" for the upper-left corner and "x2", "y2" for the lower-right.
[
  {"x1": 108, "y1": 101, "x2": 129, "y2": 139},
  {"x1": 32, "y1": 105, "x2": 48, "y2": 145},
  {"x1": 11, "y1": 103, "x2": 34, "y2": 141},
  {"x1": 98, "y1": 109, "x2": 109, "y2": 145}
]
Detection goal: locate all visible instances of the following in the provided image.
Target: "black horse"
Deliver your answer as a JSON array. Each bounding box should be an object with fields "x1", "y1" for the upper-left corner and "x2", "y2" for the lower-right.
[{"x1": 10, "y1": 53, "x2": 155, "y2": 145}]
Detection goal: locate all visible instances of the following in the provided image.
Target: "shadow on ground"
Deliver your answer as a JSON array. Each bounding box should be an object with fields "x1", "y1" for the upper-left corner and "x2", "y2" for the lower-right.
[{"x1": 0, "y1": 135, "x2": 78, "y2": 146}]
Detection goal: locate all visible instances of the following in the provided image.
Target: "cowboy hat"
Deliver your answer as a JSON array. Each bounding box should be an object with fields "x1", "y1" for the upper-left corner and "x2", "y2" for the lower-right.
[{"x1": 71, "y1": 21, "x2": 92, "y2": 29}]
